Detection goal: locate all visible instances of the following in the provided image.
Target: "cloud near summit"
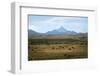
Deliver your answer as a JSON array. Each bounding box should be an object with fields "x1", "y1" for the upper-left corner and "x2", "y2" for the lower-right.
[{"x1": 29, "y1": 16, "x2": 88, "y2": 33}]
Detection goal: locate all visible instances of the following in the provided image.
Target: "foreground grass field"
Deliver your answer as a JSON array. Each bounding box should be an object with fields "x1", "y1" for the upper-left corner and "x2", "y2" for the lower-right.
[{"x1": 28, "y1": 34, "x2": 88, "y2": 61}]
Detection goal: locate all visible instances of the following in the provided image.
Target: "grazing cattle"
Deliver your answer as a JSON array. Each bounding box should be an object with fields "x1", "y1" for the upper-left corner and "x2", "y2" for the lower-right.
[
  {"x1": 80, "y1": 43, "x2": 84, "y2": 45},
  {"x1": 55, "y1": 47, "x2": 58, "y2": 50},
  {"x1": 34, "y1": 47, "x2": 37, "y2": 49},
  {"x1": 68, "y1": 48, "x2": 71, "y2": 50},
  {"x1": 62, "y1": 46, "x2": 63, "y2": 48},
  {"x1": 32, "y1": 49, "x2": 34, "y2": 51},
  {"x1": 28, "y1": 46, "x2": 30, "y2": 49},
  {"x1": 52, "y1": 47, "x2": 55, "y2": 49},
  {"x1": 72, "y1": 47, "x2": 75, "y2": 49},
  {"x1": 64, "y1": 54, "x2": 67, "y2": 56},
  {"x1": 59, "y1": 46, "x2": 65, "y2": 49}
]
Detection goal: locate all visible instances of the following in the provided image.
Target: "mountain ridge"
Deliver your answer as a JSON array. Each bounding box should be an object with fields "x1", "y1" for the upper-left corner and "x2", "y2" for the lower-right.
[
  {"x1": 46, "y1": 26, "x2": 77, "y2": 35},
  {"x1": 28, "y1": 26, "x2": 87, "y2": 38}
]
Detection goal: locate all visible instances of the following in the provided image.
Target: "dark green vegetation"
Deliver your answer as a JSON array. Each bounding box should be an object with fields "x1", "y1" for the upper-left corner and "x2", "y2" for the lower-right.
[{"x1": 28, "y1": 34, "x2": 88, "y2": 61}]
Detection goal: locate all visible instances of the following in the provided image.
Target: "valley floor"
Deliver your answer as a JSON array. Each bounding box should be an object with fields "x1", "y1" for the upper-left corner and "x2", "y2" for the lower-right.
[{"x1": 28, "y1": 34, "x2": 88, "y2": 61}]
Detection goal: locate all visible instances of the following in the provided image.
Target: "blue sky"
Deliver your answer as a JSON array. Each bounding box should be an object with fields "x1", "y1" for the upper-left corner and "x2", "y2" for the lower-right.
[{"x1": 28, "y1": 15, "x2": 88, "y2": 33}]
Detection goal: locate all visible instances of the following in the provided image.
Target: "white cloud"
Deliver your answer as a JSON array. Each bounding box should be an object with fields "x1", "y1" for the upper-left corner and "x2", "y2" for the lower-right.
[{"x1": 29, "y1": 16, "x2": 88, "y2": 33}]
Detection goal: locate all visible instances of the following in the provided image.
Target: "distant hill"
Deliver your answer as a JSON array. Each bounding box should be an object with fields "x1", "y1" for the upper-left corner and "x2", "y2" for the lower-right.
[
  {"x1": 28, "y1": 29, "x2": 40, "y2": 38},
  {"x1": 28, "y1": 26, "x2": 87, "y2": 38}
]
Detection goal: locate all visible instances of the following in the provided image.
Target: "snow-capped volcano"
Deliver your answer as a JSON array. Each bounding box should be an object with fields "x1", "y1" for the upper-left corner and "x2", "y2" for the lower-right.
[
  {"x1": 46, "y1": 26, "x2": 77, "y2": 35},
  {"x1": 56, "y1": 26, "x2": 67, "y2": 33}
]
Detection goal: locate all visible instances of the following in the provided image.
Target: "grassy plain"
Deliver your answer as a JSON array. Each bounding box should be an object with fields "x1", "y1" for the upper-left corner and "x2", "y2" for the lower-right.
[{"x1": 28, "y1": 34, "x2": 88, "y2": 61}]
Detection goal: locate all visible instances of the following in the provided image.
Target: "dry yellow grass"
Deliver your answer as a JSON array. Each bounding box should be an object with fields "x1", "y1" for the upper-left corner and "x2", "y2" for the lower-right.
[{"x1": 28, "y1": 44, "x2": 88, "y2": 60}]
